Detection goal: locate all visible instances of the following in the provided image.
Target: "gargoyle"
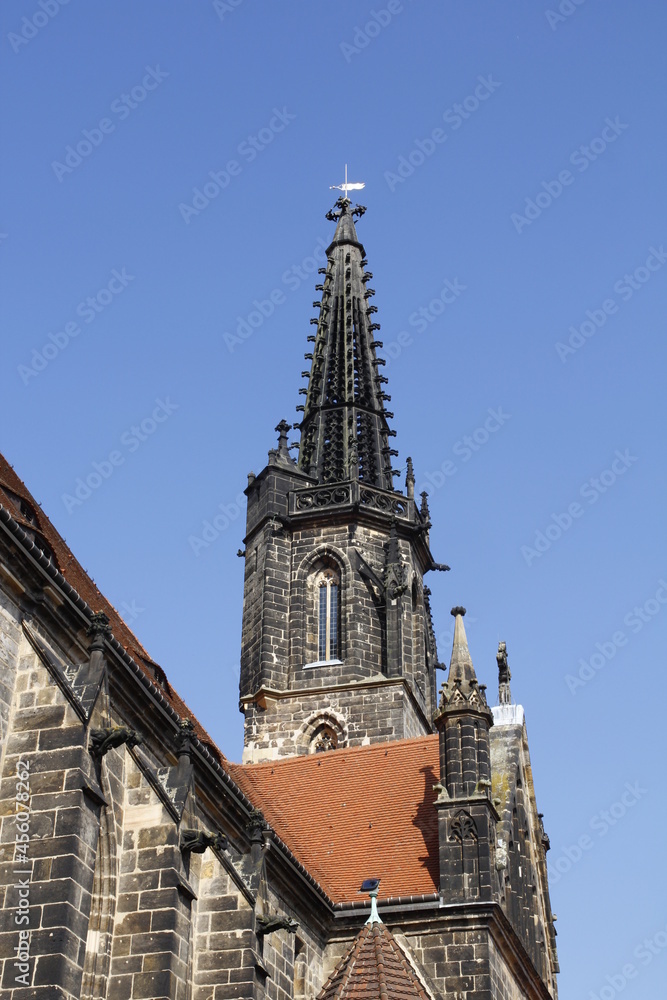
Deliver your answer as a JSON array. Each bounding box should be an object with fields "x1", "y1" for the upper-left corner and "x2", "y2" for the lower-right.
[
  {"x1": 432, "y1": 781, "x2": 450, "y2": 802},
  {"x1": 247, "y1": 809, "x2": 267, "y2": 840},
  {"x1": 474, "y1": 778, "x2": 492, "y2": 796},
  {"x1": 256, "y1": 915, "x2": 299, "y2": 936},
  {"x1": 89, "y1": 727, "x2": 142, "y2": 758},
  {"x1": 180, "y1": 830, "x2": 228, "y2": 855}
]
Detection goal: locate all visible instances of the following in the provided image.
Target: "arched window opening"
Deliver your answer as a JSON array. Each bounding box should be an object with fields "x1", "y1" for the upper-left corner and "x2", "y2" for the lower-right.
[
  {"x1": 298, "y1": 711, "x2": 347, "y2": 754},
  {"x1": 302, "y1": 553, "x2": 345, "y2": 668},
  {"x1": 317, "y1": 569, "x2": 340, "y2": 661}
]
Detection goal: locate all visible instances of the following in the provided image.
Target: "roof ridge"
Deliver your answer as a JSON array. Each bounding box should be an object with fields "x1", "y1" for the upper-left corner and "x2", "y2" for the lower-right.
[
  {"x1": 373, "y1": 922, "x2": 390, "y2": 1000},
  {"x1": 337, "y1": 924, "x2": 369, "y2": 998}
]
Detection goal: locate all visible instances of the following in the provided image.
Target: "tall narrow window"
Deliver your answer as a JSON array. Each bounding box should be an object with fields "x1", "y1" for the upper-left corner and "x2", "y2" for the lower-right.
[{"x1": 317, "y1": 570, "x2": 340, "y2": 661}]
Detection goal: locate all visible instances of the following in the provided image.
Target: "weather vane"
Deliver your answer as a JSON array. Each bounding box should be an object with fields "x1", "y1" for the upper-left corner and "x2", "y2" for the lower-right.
[{"x1": 330, "y1": 164, "x2": 365, "y2": 200}]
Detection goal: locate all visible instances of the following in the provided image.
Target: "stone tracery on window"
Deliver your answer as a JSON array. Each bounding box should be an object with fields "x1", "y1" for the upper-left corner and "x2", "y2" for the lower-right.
[
  {"x1": 311, "y1": 724, "x2": 338, "y2": 753},
  {"x1": 298, "y1": 711, "x2": 347, "y2": 755}
]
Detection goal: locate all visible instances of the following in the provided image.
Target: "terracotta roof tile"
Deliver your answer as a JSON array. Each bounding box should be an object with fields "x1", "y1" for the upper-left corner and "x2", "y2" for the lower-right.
[
  {"x1": 0, "y1": 452, "x2": 222, "y2": 758},
  {"x1": 228, "y1": 736, "x2": 440, "y2": 903},
  {"x1": 317, "y1": 921, "x2": 432, "y2": 1000}
]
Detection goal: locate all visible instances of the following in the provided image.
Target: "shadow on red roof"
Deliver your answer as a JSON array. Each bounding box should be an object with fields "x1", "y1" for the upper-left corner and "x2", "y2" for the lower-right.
[{"x1": 228, "y1": 735, "x2": 440, "y2": 904}]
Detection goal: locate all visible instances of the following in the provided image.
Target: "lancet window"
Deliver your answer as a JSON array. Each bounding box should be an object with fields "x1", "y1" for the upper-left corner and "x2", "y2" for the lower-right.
[{"x1": 316, "y1": 569, "x2": 340, "y2": 661}]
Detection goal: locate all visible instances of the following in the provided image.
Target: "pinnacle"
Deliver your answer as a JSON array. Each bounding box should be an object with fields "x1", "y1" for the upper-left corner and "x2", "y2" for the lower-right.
[
  {"x1": 448, "y1": 607, "x2": 476, "y2": 685},
  {"x1": 436, "y1": 606, "x2": 492, "y2": 719}
]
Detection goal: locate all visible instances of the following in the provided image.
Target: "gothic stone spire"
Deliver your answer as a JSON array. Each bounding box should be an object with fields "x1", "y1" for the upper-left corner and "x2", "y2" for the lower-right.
[
  {"x1": 297, "y1": 198, "x2": 397, "y2": 490},
  {"x1": 438, "y1": 607, "x2": 492, "y2": 717}
]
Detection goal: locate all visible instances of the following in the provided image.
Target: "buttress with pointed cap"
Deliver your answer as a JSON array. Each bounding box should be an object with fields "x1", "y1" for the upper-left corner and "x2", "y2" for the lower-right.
[
  {"x1": 297, "y1": 198, "x2": 397, "y2": 489},
  {"x1": 437, "y1": 607, "x2": 493, "y2": 720},
  {"x1": 448, "y1": 606, "x2": 477, "y2": 686}
]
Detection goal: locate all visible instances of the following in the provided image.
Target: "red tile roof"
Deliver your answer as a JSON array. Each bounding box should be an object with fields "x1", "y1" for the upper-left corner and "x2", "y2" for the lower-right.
[
  {"x1": 0, "y1": 452, "x2": 222, "y2": 758},
  {"x1": 228, "y1": 736, "x2": 440, "y2": 904},
  {"x1": 317, "y1": 921, "x2": 432, "y2": 1000}
]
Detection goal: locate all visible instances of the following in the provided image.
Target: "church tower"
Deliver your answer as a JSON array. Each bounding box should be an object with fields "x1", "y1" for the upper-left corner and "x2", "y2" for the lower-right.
[{"x1": 239, "y1": 198, "x2": 447, "y2": 761}]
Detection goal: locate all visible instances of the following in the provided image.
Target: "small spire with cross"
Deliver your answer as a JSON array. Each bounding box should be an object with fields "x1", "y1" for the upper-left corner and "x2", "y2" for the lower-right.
[{"x1": 275, "y1": 419, "x2": 293, "y2": 462}]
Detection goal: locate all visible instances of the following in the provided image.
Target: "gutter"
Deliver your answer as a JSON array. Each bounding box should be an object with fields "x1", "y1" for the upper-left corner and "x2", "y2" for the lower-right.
[{"x1": 334, "y1": 892, "x2": 441, "y2": 919}]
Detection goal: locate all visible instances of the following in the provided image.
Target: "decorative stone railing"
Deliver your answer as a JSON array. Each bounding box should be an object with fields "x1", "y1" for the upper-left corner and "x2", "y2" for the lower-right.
[{"x1": 290, "y1": 481, "x2": 413, "y2": 520}]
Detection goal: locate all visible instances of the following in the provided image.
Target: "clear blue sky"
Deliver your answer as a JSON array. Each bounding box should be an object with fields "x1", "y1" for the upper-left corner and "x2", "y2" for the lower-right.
[{"x1": 2, "y1": 2, "x2": 666, "y2": 995}]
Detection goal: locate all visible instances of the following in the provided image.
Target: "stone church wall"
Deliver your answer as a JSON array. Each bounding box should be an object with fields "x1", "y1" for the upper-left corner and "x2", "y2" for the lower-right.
[
  {"x1": 404, "y1": 924, "x2": 493, "y2": 998},
  {"x1": 0, "y1": 626, "x2": 98, "y2": 997},
  {"x1": 105, "y1": 752, "x2": 192, "y2": 1000},
  {"x1": 0, "y1": 584, "x2": 21, "y2": 752},
  {"x1": 259, "y1": 883, "x2": 325, "y2": 1000},
  {"x1": 240, "y1": 506, "x2": 435, "y2": 762},
  {"x1": 489, "y1": 935, "x2": 530, "y2": 1000},
  {"x1": 242, "y1": 677, "x2": 427, "y2": 762}
]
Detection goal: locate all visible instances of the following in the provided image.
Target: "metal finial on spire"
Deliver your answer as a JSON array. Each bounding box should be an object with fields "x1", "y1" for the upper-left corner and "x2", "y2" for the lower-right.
[
  {"x1": 330, "y1": 163, "x2": 365, "y2": 200},
  {"x1": 359, "y1": 878, "x2": 382, "y2": 924}
]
